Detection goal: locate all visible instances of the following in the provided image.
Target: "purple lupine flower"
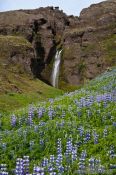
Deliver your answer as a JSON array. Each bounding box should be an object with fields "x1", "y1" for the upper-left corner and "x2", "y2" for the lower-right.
[
  {"x1": 59, "y1": 120, "x2": 65, "y2": 128},
  {"x1": 33, "y1": 165, "x2": 44, "y2": 175},
  {"x1": 40, "y1": 139, "x2": 44, "y2": 147},
  {"x1": 0, "y1": 164, "x2": 8, "y2": 175},
  {"x1": 78, "y1": 161, "x2": 86, "y2": 173},
  {"x1": 48, "y1": 107, "x2": 54, "y2": 120},
  {"x1": 57, "y1": 138, "x2": 62, "y2": 155},
  {"x1": 97, "y1": 165, "x2": 105, "y2": 174},
  {"x1": 15, "y1": 158, "x2": 24, "y2": 175},
  {"x1": 50, "y1": 155, "x2": 55, "y2": 164},
  {"x1": 11, "y1": 114, "x2": 17, "y2": 127},
  {"x1": 89, "y1": 157, "x2": 95, "y2": 173},
  {"x1": 92, "y1": 130, "x2": 99, "y2": 144},
  {"x1": 103, "y1": 128, "x2": 108, "y2": 137},
  {"x1": 80, "y1": 150, "x2": 87, "y2": 160},
  {"x1": 78, "y1": 150, "x2": 87, "y2": 174},
  {"x1": 110, "y1": 164, "x2": 116, "y2": 169},
  {"x1": 56, "y1": 154, "x2": 64, "y2": 174},
  {"x1": 2, "y1": 143, "x2": 6, "y2": 151},
  {"x1": 83, "y1": 130, "x2": 91, "y2": 144},
  {"x1": 61, "y1": 111, "x2": 65, "y2": 118},
  {"x1": 86, "y1": 130, "x2": 91, "y2": 141},
  {"x1": 108, "y1": 145, "x2": 116, "y2": 158},
  {"x1": 95, "y1": 157, "x2": 101, "y2": 164},
  {"x1": 94, "y1": 157, "x2": 101, "y2": 172},
  {"x1": 76, "y1": 141, "x2": 82, "y2": 148},
  {"x1": 39, "y1": 121, "x2": 46, "y2": 127},
  {"x1": 57, "y1": 165, "x2": 64, "y2": 174},
  {"x1": 86, "y1": 98, "x2": 92, "y2": 107},
  {"x1": 78, "y1": 126, "x2": 84, "y2": 137},
  {"x1": 49, "y1": 172, "x2": 56, "y2": 175},
  {"x1": 113, "y1": 122, "x2": 116, "y2": 127},
  {"x1": 103, "y1": 93, "x2": 112, "y2": 102},
  {"x1": 41, "y1": 158, "x2": 49, "y2": 167},
  {"x1": 71, "y1": 145, "x2": 77, "y2": 162},
  {"x1": 80, "y1": 97, "x2": 86, "y2": 107},
  {"x1": 29, "y1": 141, "x2": 34, "y2": 151},
  {"x1": 29, "y1": 106, "x2": 35, "y2": 117},
  {"x1": 74, "y1": 99, "x2": 79, "y2": 106},
  {"x1": 56, "y1": 154, "x2": 63, "y2": 167},
  {"x1": 48, "y1": 98, "x2": 54, "y2": 103},
  {"x1": 96, "y1": 95, "x2": 102, "y2": 103},
  {"x1": 48, "y1": 166, "x2": 56, "y2": 174},
  {"x1": 23, "y1": 156, "x2": 30, "y2": 174},
  {"x1": 65, "y1": 138, "x2": 73, "y2": 156},
  {"x1": 38, "y1": 107, "x2": 44, "y2": 119},
  {"x1": 34, "y1": 125, "x2": 39, "y2": 132},
  {"x1": 28, "y1": 110, "x2": 33, "y2": 126},
  {"x1": 77, "y1": 111, "x2": 82, "y2": 118}
]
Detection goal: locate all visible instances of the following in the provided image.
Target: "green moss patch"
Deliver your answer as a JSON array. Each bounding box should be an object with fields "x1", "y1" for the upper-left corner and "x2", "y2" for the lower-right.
[
  {"x1": 0, "y1": 35, "x2": 32, "y2": 54},
  {"x1": 101, "y1": 34, "x2": 116, "y2": 64}
]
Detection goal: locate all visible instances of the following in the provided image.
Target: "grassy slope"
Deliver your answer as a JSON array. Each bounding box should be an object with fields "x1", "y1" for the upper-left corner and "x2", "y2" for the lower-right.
[
  {"x1": 0, "y1": 77, "x2": 63, "y2": 114},
  {"x1": 0, "y1": 68, "x2": 116, "y2": 174},
  {"x1": 0, "y1": 35, "x2": 63, "y2": 114}
]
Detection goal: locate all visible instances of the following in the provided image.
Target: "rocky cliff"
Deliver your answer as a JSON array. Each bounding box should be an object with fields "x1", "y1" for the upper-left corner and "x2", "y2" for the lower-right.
[
  {"x1": 61, "y1": 0, "x2": 116, "y2": 88},
  {"x1": 0, "y1": 0, "x2": 116, "y2": 91},
  {"x1": 0, "y1": 6, "x2": 70, "y2": 88}
]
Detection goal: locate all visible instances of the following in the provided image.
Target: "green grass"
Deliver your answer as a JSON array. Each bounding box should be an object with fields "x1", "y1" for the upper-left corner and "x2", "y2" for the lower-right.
[
  {"x1": 0, "y1": 67, "x2": 116, "y2": 174},
  {"x1": 0, "y1": 78, "x2": 63, "y2": 115}
]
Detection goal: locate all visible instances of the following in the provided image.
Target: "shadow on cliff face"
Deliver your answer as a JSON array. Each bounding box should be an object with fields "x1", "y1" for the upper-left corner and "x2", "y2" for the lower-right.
[
  {"x1": 30, "y1": 38, "x2": 54, "y2": 85},
  {"x1": 30, "y1": 59, "x2": 52, "y2": 85},
  {"x1": 31, "y1": 57, "x2": 52, "y2": 85},
  {"x1": 30, "y1": 27, "x2": 57, "y2": 85},
  {"x1": 46, "y1": 45, "x2": 56, "y2": 64},
  {"x1": 30, "y1": 58, "x2": 44, "y2": 78},
  {"x1": 30, "y1": 46, "x2": 56, "y2": 86}
]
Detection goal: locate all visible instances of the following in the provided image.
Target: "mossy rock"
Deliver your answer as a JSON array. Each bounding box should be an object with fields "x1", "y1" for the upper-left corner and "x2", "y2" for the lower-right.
[
  {"x1": 0, "y1": 35, "x2": 32, "y2": 48},
  {"x1": 101, "y1": 34, "x2": 116, "y2": 64},
  {"x1": 0, "y1": 35, "x2": 33, "y2": 59},
  {"x1": 63, "y1": 44, "x2": 80, "y2": 60},
  {"x1": 63, "y1": 28, "x2": 86, "y2": 39}
]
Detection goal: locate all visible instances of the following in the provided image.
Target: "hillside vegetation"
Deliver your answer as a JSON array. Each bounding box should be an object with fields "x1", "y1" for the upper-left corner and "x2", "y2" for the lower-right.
[
  {"x1": 0, "y1": 68, "x2": 116, "y2": 174},
  {"x1": 0, "y1": 35, "x2": 63, "y2": 114}
]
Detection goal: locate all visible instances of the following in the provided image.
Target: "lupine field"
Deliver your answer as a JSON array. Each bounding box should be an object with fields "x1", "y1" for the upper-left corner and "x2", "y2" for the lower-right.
[{"x1": 0, "y1": 68, "x2": 116, "y2": 175}]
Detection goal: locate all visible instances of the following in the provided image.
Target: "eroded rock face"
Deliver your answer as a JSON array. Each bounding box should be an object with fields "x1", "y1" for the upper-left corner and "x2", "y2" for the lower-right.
[
  {"x1": 80, "y1": 0, "x2": 116, "y2": 26},
  {"x1": 0, "y1": 7, "x2": 70, "y2": 84},
  {"x1": 0, "y1": 35, "x2": 34, "y2": 93},
  {"x1": 60, "y1": 0, "x2": 116, "y2": 88},
  {"x1": 0, "y1": 0, "x2": 116, "y2": 89}
]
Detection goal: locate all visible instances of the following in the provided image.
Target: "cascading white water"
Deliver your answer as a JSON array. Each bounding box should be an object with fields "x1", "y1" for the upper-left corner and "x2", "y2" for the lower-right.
[{"x1": 51, "y1": 50, "x2": 62, "y2": 88}]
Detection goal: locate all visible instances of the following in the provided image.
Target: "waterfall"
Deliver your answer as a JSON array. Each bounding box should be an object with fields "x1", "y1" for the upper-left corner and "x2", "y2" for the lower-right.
[{"x1": 51, "y1": 50, "x2": 62, "y2": 88}]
